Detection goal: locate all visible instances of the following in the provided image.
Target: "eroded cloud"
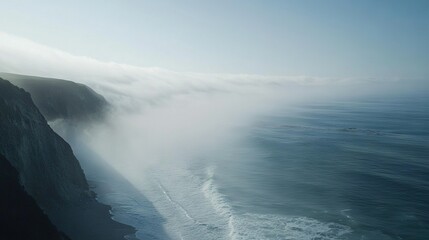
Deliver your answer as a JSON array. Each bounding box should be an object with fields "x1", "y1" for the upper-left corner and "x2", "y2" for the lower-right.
[
  {"x1": 1, "y1": 31, "x2": 424, "y2": 184},
  {"x1": 0, "y1": 31, "x2": 384, "y2": 110}
]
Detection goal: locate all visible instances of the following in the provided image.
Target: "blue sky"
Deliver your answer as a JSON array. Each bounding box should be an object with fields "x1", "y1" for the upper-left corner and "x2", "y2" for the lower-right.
[{"x1": 0, "y1": 0, "x2": 428, "y2": 78}]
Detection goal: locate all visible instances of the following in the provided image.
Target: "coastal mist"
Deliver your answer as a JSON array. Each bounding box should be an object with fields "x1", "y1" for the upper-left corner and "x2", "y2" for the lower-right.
[
  {"x1": 50, "y1": 72, "x2": 428, "y2": 240},
  {"x1": 1, "y1": 36, "x2": 427, "y2": 238},
  {"x1": 1, "y1": 2, "x2": 428, "y2": 240}
]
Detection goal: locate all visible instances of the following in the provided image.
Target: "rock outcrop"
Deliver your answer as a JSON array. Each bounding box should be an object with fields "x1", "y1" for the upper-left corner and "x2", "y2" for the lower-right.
[
  {"x1": 0, "y1": 72, "x2": 108, "y2": 121},
  {"x1": 0, "y1": 77, "x2": 135, "y2": 240},
  {"x1": 0, "y1": 153, "x2": 70, "y2": 240},
  {"x1": 0, "y1": 78, "x2": 89, "y2": 207}
]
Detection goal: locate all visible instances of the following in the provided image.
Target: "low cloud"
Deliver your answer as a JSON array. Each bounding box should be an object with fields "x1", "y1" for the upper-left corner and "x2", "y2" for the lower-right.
[
  {"x1": 0, "y1": 31, "x2": 388, "y2": 110},
  {"x1": 1, "y1": 31, "x2": 423, "y2": 180}
]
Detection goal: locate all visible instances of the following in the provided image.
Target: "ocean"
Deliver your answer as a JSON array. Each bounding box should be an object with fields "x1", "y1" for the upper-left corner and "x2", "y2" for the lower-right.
[{"x1": 89, "y1": 92, "x2": 428, "y2": 240}]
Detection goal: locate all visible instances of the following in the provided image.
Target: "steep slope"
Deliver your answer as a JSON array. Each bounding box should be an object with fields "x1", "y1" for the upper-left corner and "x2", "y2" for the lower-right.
[
  {"x1": 0, "y1": 78, "x2": 89, "y2": 206},
  {"x1": 0, "y1": 72, "x2": 108, "y2": 121},
  {"x1": 0, "y1": 153, "x2": 70, "y2": 240},
  {"x1": 0, "y1": 78, "x2": 135, "y2": 240}
]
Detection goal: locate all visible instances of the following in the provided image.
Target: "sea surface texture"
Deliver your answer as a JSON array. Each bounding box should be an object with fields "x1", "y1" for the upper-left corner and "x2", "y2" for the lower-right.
[{"x1": 96, "y1": 93, "x2": 429, "y2": 240}]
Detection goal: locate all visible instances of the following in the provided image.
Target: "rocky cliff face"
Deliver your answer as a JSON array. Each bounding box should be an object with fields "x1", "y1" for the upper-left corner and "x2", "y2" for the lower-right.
[
  {"x1": 0, "y1": 153, "x2": 70, "y2": 240},
  {"x1": 0, "y1": 78, "x2": 90, "y2": 207},
  {"x1": 0, "y1": 72, "x2": 108, "y2": 121},
  {"x1": 0, "y1": 77, "x2": 135, "y2": 240}
]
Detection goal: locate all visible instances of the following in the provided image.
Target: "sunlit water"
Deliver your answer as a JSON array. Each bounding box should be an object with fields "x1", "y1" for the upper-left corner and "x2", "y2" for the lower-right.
[{"x1": 92, "y1": 93, "x2": 429, "y2": 240}]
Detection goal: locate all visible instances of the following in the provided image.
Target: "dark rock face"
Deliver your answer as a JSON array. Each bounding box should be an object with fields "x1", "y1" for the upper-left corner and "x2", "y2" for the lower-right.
[
  {"x1": 0, "y1": 153, "x2": 70, "y2": 240},
  {"x1": 0, "y1": 72, "x2": 108, "y2": 121},
  {"x1": 0, "y1": 78, "x2": 135, "y2": 240},
  {"x1": 0, "y1": 78, "x2": 89, "y2": 207}
]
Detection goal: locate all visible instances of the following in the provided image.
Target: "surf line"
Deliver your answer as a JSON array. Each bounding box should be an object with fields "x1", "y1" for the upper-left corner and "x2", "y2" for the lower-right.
[{"x1": 156, "y1": 179, "x2": 209, "y2": 228}]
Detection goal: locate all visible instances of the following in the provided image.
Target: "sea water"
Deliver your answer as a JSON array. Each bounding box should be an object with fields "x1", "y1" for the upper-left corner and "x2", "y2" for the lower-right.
[{"x1": 94, "y1": 92, "x2": 428, "y2": 240}]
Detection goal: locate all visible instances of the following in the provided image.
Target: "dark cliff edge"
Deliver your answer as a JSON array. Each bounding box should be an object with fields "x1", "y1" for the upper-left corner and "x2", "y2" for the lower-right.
[
  {"x1": 0, "y1": 78, "x2": 135, "y2": 240},
  {"x1": 0, "y1": 153, "x2": 70, "y2": 240},
  {"x1": 0, "y1": 72, "x2": 108, "y2": 121}
]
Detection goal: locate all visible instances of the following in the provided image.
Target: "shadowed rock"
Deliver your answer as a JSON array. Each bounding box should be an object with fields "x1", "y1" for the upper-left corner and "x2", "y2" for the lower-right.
[
  {"x1": 0, "y1": 153, "x2": 71, "y2": 240},
  {"x1": 0, "y1": 72, "x2": 108, "y2": 121},
  {"x1": 0, "y1": 78, "x2": 135, "y2": 240}
]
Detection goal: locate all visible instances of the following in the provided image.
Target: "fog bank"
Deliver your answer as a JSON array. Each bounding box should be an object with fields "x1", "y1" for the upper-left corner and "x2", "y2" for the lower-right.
[{"x1": 1, "y1": 31, "x2": 426, "y2": 183}]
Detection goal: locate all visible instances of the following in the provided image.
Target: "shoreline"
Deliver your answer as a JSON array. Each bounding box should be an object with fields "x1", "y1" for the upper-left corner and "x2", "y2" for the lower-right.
[
  {"x1": 48, "y1": 196, "x2": 137, "y2": 240},
  {"x1": 67, "y1": 137, "x2": 170, "y2": 240}
]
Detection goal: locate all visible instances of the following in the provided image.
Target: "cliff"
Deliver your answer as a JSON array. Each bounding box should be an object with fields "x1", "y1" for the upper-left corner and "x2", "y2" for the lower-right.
[
  {"x1": 0, "y1": 77, "x2": 135, "y2": 240},
  {"x1": 0, "y1": 72, "x2": 108, "y2": 121},
  {"x1": 0, "y1": 153, "x2": 70, "y2": 240},
  {"x1": 0, "y1": 78, "x2": 89, "y2": 206}
]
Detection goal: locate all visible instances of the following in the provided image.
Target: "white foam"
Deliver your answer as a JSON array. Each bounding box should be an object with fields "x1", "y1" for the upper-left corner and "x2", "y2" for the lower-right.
[
  {"x1": 131, "y1": 166, "x2": 231, "y2": 240},
  {"x1": 230, "y1": 214, "x2": 352, "y2": 240},
  {"x1": 157, "y1": 180, "x2": 196, "y2": 222},
  {"x1": 100, "y1": 162, "x2": 352, "y2": 240},
  {"x1": 200, "y1": 166, "x2": 352, "y2": 240},
  {"x1": 202, "y1": 166, "x2": 232, "y2": 218}
]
